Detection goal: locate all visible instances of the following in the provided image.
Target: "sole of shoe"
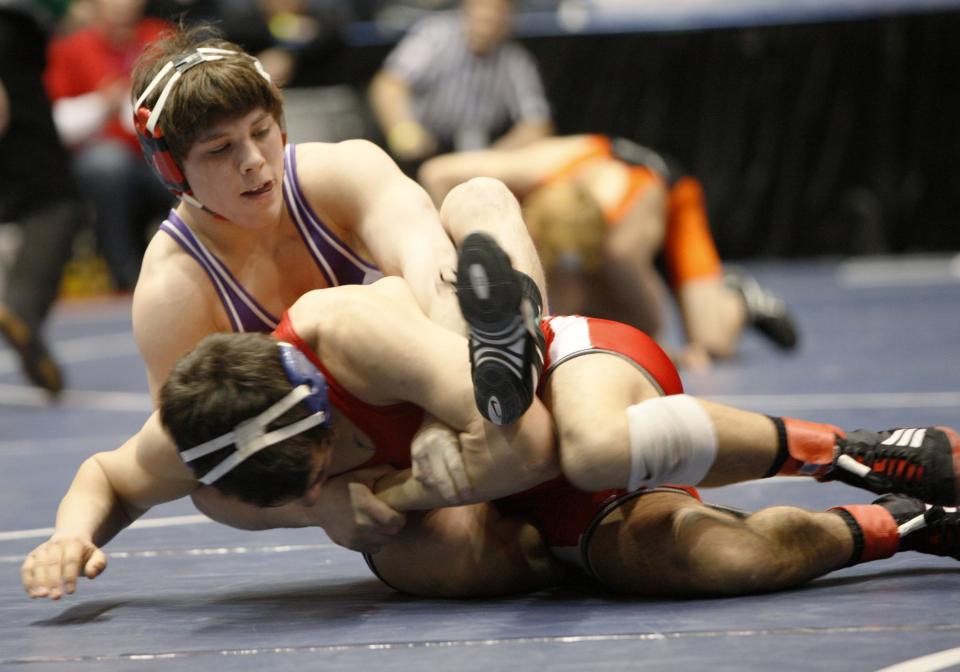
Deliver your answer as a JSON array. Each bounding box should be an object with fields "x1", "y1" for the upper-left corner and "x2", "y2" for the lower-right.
[{"x1": 456, "y1": 233, "x2": 523, "y2": 330}]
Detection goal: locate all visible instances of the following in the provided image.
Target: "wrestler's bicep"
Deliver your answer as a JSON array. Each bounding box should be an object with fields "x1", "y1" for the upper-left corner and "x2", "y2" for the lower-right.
[
  {"x1": 324, "y1": 283, "x2": 477, "y2": 430},
  {"x1": 98, "y1": 413, "x2": 198, "y2": 509},
  {"x1": 387, "y1": 314, "x2": 477, "y2": 429}
]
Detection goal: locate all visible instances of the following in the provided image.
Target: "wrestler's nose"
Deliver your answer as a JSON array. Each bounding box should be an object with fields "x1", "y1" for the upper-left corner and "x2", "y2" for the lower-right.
[{"x1": 238, "y1": 137, "x2": 266, "y2": 174}]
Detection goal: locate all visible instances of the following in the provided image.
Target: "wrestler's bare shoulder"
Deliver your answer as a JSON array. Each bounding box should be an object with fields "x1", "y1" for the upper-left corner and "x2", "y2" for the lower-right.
[
  {"x1": 290, "y1": 277, "x2": 418, "y2": 327},
  {"x1": 135, "y1": 232, "x2": 220, "y2": 316}
]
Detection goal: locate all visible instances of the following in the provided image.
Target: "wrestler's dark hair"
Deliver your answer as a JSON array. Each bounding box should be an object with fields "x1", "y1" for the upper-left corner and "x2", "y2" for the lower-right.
[
  {"x1": 131, "y1": 23, "x2": 284, "y2": 166},
  {"x1": 159, "y1": 333, "x2": 330, "y2": 508}
]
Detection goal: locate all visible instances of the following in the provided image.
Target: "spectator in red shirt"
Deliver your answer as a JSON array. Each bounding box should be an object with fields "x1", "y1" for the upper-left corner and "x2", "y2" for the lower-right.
[{"x1": 44, "y1": 0, "x2": 173, "y2": 290}]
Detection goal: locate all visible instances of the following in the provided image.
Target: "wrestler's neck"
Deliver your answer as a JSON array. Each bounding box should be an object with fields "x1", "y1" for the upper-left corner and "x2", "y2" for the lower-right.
[{"x1": 177, "y1": 199, "x2": 293, "y2": 259}]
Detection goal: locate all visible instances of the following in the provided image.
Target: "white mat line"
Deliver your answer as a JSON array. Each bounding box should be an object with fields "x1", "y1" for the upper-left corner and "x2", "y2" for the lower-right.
[
  {"x1": 0, "y1": 332, "x2": 140, "y2": 375},
  {"x1": 6, "y1": 622, "x2": 960, "y2": 665},
  {"x1": 55, "y1": 332, "x2": 141, "y2": 362},
  {"x1": 874, "y1": 646, "x2": 960, "y2": 672},
  {"x1": 0, "y1": 514, "x2": 211, "y2": 542},
  {"x1": 837, "y1": 253, "x2": 960, "y2": 288},
  {"x1": 703, "y1": 391, "x2": 960, "y2": 411},
  {"x1": 0, "y1": 542, "x2": 336, "y2": 564},
  {"x1": 0, "y1": 385, "x2": 151, "y2": 411}
]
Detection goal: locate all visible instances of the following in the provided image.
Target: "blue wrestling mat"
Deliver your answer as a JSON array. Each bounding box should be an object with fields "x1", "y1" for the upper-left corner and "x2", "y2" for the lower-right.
[{"x1": 1, "y1": 255, "x2": 960, "y2": 670}]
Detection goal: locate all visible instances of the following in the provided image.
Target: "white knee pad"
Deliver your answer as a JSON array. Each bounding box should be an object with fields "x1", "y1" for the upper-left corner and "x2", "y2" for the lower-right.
[{"x1": 627, "y1": 394, "x2": 718, "y2": 491}]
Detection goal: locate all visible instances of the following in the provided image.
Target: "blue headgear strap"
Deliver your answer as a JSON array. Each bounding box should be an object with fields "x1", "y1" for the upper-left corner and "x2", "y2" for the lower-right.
[{"x1": 179, "y1": 341, "x2": 331, "y2": 485}]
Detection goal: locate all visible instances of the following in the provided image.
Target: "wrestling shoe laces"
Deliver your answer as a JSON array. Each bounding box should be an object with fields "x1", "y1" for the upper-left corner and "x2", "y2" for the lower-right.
[
  {"x1": 825, "y1": 427, "x2": 960, "y2": 506},
  {"x1": 724, "y1": 267, "x2": 798, "y2": 350},
  {"x1": 0, "y1": 305, "x2": 64, "y2": 396},
  {"x1": 872, "y1": 494, "x2": 958, "y2": 559},
  {"x1": 455, "y1": 232, "x2": 545, "y2": 426}
]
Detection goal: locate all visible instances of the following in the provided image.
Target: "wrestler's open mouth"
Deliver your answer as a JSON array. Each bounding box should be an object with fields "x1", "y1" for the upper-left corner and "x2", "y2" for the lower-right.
[{"x1": 242, "y1": 181, "x2": 273, "y2": 196}]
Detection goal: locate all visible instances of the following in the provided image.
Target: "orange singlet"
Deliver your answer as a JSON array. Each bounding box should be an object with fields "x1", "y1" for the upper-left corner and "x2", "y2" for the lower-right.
[
  {"x1": 538, "y1": 135, "x2": 724, "y2": 287},
  {"x1": 538, "y1": 135, "x2": 661, "y2": 229}
]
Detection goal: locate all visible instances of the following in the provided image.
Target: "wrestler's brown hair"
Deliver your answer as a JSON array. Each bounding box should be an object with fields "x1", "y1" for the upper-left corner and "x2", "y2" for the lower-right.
[
  {"x1": 159, "y1": 333, "x2": 330, "y2": 508},
  {"x1": 522, "y1": 182, "x2": 606, "y2": 274},
  {"x1": 131, "y1": 24, "x2": 284, "y2": 165}
]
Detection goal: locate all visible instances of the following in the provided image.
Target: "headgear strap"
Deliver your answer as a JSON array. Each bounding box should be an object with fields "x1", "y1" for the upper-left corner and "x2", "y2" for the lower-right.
[{"x1": 179, "y1": 341, "x2": 331, "y2": 486}]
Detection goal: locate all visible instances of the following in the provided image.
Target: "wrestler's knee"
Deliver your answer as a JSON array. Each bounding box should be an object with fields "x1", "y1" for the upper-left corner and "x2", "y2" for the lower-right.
[{"x1": 440, "y1": 176, "x2": 519, "y2": 223}]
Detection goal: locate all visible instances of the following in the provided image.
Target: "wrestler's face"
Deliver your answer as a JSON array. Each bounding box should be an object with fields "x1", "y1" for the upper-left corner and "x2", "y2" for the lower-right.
[
  {"x1": 463, "y1": 0, "x2": 512, "y2": 55},
  {"x1": 255, "y1": 439, "x2": 333, "y2": 509},
  {"x1": 182, "y1": 108, "x2": 285, "y2": 228},
  {"x1": 295, "y1": 441, "x2": 335, "y2": 508}
]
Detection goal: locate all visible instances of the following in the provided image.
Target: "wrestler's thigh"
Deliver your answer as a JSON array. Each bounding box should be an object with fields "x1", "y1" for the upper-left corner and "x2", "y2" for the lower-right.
[
  {"x1": 586, "y1": 491, "x2": 748, "y2": 597},
  {"x1": 543, "y1": 354, "x2": 660, "y2": 483},
  {"x1": 543, "y1": 353, "x2": 660, "y2": 430},
  {"x1": 371, "y1": 503, "x2": 566, "y2": 598}
]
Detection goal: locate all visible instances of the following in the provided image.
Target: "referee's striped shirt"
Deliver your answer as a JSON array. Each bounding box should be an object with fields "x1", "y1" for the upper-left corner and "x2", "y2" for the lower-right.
[{"x1": 383, "y1": 11, "x2": 551, "y2": 150}]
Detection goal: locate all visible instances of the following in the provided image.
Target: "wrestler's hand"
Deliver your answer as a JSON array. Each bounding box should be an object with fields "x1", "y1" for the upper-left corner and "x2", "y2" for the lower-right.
[
  {"x1": 313, "y1": 466, "x2": 406, "y2": 554},
  {"x1": 21, "y1": 532, "x2": 107, "y2": 600},
  {"x1": 411, "y1": 417, "x2": 472, "y2": 504}
]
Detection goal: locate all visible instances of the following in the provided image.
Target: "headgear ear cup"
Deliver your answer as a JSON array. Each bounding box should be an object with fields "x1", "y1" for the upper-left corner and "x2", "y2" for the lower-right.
[
  {"x1": 132, "y1": 47, "x2": 275, "y2": 213},
  {"x1": 135, "y1": 106, "x2": 189, "y2": 195},
  {"x1": 277, "y1": 342, "x2": 332, "y2": 418}
]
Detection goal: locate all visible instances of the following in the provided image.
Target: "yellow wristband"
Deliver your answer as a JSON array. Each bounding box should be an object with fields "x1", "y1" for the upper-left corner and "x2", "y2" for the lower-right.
[{"x1": 387, "y1": 120, "x2": 424, "y2": 153}]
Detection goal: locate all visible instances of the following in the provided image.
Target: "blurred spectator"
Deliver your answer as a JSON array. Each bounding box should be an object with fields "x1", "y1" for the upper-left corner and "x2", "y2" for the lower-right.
[
  {"x1": 44, "y1": 0, "x2": 173, "y2": 291},
  {"x1": 369, "y1": 0, "x2": 552, "y2": 172},
  {"x1": 0, "y1": 0, "x2": 87, "y2": 395},
  {"x1": 209, "y1": 0, "x2": 348, "y2": 87},
  {"x1": 420, "y1": 135, "x2": 799, "y2": 369}
]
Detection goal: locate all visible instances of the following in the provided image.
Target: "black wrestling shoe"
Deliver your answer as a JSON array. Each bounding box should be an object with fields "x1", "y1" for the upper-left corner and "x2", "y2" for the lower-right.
[
  {"x1": 872, "y1": 494, "x2": 958, "y2": 559},
  {"x1": 455, "y1": 232, "x2": 545, "y2": 426},
  {"x1": 724, "y1": 268, "x2": 799, "y2": 350},
  {"x1": 0, "y1": 305, "x2": 64, "y2": 396},
  {"x1": 824, "y1": 427, "x2": 960, "y2": 506}
]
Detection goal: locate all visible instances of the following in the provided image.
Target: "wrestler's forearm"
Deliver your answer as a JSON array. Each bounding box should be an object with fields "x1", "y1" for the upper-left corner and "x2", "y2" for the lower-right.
[
  {"x1": 53, "y1": 456, "x2": 145, "y2": 548},
  {"x1": 375, "y1": 408, "x2": 559, "y2": 512},
  {"x1": 403, "y1": 259, "x2": 466, "y2": 335},
  {"x1": 457, "y1": 403, "x2": 560, "y2": 502},
  {"x1": 491, "y1": 119, "x2": 553, "y2": 151},
  {"x1": 373, "y1": 469, "x2": 447, "y2": 511}
]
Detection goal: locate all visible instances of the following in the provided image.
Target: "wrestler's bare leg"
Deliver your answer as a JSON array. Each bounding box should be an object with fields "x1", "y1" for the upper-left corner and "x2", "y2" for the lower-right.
[
  {"x1": 439, "y1": 177, "x2": 546, "y2": 299},
  {"x1": 370, "y1": 503, "x2": 566, "y2": 597},
  {"x1": 676, "y1": 278, "x2": 747, "y2": 360},
  {"x1": 444, "y1": 179, "x2": 549, "y2": 425},
  {"x1": 587, "y1": 491, "x2": 852, "y2": 597},
  {"x1": 542, "y1": 353, "x2": 780, "y2": 492}
]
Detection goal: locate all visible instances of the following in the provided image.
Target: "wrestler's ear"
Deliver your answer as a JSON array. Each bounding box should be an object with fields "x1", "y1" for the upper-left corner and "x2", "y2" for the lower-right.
[{"x1": 298, "y1": 476, "x2": 325, "y2": 508}]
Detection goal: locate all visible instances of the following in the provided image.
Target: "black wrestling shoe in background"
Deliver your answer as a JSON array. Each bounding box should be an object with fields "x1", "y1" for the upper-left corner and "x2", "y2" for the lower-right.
[
  {"x1": 724, "y1": 267, "x2": 799, "y2": 350},
  {"x1": 0, "y1": 305, "x2": 64, "y2": 396},
  {"x1": 871, "y1": 494, "x2": 958, "y2": 559},
  {"x1": 824, "y1": 427, "x2": 960, "y2": 506},
  {"x1": 455, "y1": 232, "x2": 545, "y2": 426}
]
